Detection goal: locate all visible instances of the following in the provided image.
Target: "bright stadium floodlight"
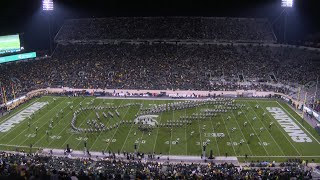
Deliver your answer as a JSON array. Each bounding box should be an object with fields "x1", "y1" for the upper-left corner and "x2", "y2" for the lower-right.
[
  {"x1": 43, "y1": 0, "x2": 54, "y2": 11},
  {"x1": 281, "y1": 0, "x2": 293, "y2": 7}
]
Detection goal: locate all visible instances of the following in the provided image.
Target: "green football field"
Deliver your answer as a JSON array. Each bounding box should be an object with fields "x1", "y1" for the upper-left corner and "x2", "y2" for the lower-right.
[{"x1": 1, "y1": 96, "x2": 320, "y2": 162}]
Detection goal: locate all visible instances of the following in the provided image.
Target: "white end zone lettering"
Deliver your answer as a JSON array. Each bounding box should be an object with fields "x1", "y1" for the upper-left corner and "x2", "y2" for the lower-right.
[
  {"x1": 266, "y1": 107, "x2": 312, "y2": 143},
  {"x1": 0, "y1": 102, "x2": 48, "y2": 133}
]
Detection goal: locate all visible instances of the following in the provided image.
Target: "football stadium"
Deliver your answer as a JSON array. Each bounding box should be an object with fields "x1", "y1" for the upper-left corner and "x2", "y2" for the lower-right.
[{"x1": 1, "y1": 0, "x2": 320, "y2": 179}]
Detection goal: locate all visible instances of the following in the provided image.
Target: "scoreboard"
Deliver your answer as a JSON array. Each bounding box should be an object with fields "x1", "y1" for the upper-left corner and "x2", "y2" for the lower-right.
[
  {"x1": 0, "y1": 52, "x2": 36, "y2": 64},
  {"x1": 0, "y1": 34, "x2": 22, "y2": 55}
]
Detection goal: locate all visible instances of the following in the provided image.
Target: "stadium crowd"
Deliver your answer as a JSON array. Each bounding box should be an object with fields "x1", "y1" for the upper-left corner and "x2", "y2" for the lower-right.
[
  {"x1": 0, "y1": 152, "x2": 315, "y2": 179},
  {"x1": 1, "y1": 43, "x2": 319, "y2": 101},
  {"x1": 55, "y1": 17, "x2": 276, "y2": 42}
]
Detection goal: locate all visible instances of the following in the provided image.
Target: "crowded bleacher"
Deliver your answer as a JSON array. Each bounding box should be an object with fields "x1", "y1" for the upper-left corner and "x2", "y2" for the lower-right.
[
  {"x1": 0, "y1": 43, "x2": 320, "y2": 100},
  {"x1": 0, "y1": 152, "x2": 316, "y2": 179},
  {"x1": 55, "y1": 17, "x2": 276, "y2": 42}
]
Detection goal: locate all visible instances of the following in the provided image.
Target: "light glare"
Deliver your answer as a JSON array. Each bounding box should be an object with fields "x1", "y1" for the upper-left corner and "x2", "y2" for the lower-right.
[
  {"x1": 43, "y1": 0, "x2": 54, "y2": 11},
  {"x1": 281, "y1": 0, "x2": 293, "y2": 7}
]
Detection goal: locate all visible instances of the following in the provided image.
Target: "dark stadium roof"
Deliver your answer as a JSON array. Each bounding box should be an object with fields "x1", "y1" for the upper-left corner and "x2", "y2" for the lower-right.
[{"x1": 0, "y1": 0, "x2": 320, "y2": 50}]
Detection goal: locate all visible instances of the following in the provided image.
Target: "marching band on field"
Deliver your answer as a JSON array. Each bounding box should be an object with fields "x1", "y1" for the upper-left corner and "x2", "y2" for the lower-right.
[{"x1": 69, "y1": 98, "x2": 265, "y2": 135}]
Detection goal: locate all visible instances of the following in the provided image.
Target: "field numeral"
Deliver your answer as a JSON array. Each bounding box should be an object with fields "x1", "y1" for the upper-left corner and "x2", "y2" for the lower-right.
[
  {"x1": 50, "y1": 135, "x2": 61, "y2": 140},
  {"x1": 227, "y1": 142, "x2": 238, "y2": 146},
  {"x1": 135, "y1": 140, "x2": 146, "y2": 144},
  {"x1": 258, "y1": 142, "x2": 270, "y2": 146},
  {"x1": 25, "y1": 134, "x2": 36, "y2": 138},
  {"x1": 165, "y1": 141, "x2": 178, "y2": 145},
  {"x1": 106, "y1": 139, "x2": 117, "y2": 143},
  {"x1": 76, "y1": 137, "x2": 88, "y2": 141}
]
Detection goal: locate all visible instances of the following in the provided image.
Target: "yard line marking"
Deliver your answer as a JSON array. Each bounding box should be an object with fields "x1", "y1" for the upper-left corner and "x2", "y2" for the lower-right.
[
  {"x1": 136, "y1": 101, "x2": 149, "y2": 153},
  {"x1": 0, "y1": 98, "x2": 63, "y2": 143},
  {"x1": 32, "y1": 98, "x2": 82, "y2": 146},
  {"x1": 104, "y1": 99, "x2": 130, "y2": 152},
  {"x1": 220, "y1": 114, "x2": 237, "y2": 156},
  {"x1": 229, "y1": 108, "x2": 253, "y2": 155},
  {"x1": 0, "y1": 143, "x2": 40, "y2": 149},
  {"x1": 208, "y1": 120, "x2": 220, "y2": 156},
  {"x1": 51, "y1": 98, "x2": 96, "y2": 148},
  {"x1": 89, "y1": 99, "x2": 117, "y2": 151},
  {"x1": 239, "y1": 107, "x2": 270, "y2": 156},
  {"x1": 169, "y1": 106, "x2": 175, "y2": 156},
  {"x1": 237, "y1": 100, "x2": 275, "y2": 103},
  {"x1": 256, "y1": 101, "x2": 302, "y2": 156},
  {"x1": 184, "y1": 107, "x2": 188, "y2": 156},
  {"x1": 152, "y1": 100, "x2": 164, "y2": 154},
  {"x1": 276, "y1": 101, "x2": 320, "y2": 145},
  {"x1": 0, "y1": 98, "x2": 40, "y2": 124},
  {"x1": 196, "y1": 104, "x2": 205, "y2": 154},
  {"x1": 137, "y1": 132, "x2": 145, "y2": 151},
  {"x1": 205, "y1": 103, "x2": 220, "y2": 156},
  {"x1": 244, "y1": 101, "x2": 285, "y2": 156},
  {"x1": 120, "y1": 101, "x2": 142, "y2": 153},
  {"x1": 237, "y1": 155, "x2": 320, "y2": 158}
]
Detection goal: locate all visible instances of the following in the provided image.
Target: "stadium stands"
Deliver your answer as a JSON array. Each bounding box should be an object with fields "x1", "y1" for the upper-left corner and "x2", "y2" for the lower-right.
[
  {"x1": 0, "y1": 152, "x2": 315, "y2": 179},
  {"x1": 0, "y1": 43, "x2": 320, "y2": 100},
  {"x1": 55, "y1": 17, "x2": 276, "y2": 42}
]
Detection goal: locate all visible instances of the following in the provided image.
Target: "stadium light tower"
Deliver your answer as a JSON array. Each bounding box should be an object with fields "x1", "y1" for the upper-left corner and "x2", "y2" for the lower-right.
[
  {"x1": 281, "y1": 0, "x2": 293, "y2": 8},
  {"x1": 42, "y1": 0, "x2": 54, "y2": 55},
  {"x1": 43, "y1": 0, "x2": 54, "y2": 11},
  {"x1": 272, "y1": 0, "x2": 293, "y2": 43}
]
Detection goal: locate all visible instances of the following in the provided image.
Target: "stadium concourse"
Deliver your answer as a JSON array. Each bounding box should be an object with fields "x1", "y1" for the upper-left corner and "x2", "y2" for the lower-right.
[{"x1": 0, "y1": 17, "x2": 320, "y2": 179}]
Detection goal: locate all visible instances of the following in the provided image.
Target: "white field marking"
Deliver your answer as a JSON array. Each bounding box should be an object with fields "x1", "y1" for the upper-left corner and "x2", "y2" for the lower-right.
[
  {"x1": 276, "y1": 101, "x2": 320, "y2": 145},
  {"x1": 0, "y1": 143, "x2": 40, "y2": 149},
  {"x1": 136, "y1": 99, "x2": 155, "y2": 153},
  {"x1": 120, "y1": 102, "x2": 143, "y2": 153},
  {"x1": 65, "y1": 99, "x2": 106, "y2": 149},
  {"x1": 229, "y1": 108, "x2": 253, "y2": 155},
  {"x1": 1, "y1": 98, "x2": 61, "y2": 143},
  {"x1": 236, "y1": 155, "x2": 320, "y2": 158},
  {"x1": 205, "y1": 103, "x2": 220, "y2": 156},
  {"x1": 137, "y1": 131, "x2": 145, "y2": 152},
  {"x1": 196, "y1": 105, "x2": 205, "y2": 153},
  {"x1": 243, "y1": 101, "x2": 285, "y2": 156},
  {"x1": 104, "y1": 99, "x2": 130, "y2": 152},
  {"x1": 237, "y1": 99, "x2": 275, "y2": 103},
  {"x1": 152, "y1": 100, "x2": 164, "y2": 154},
  {"x1": 4, "y1": 143, "x2": 320, "y2": 158},
  {"x1": 256, "y1": 100, "x2": 303, "y2": 156},
  {"x1": 209, "y1": 119, "x2": 220, "y2": 156},
  {"x1": 23, "y1": 98, "x2": 81, "y2": 148},
  {"x1": 89, "y1": 99, "x2": 117, "y2": 151},
  {"x1": 184, "y1": 108, "x2": 188, "y2": 155},
  {"x1": 238, "y1": 108, "x2": 270, "y2": 156},
  {"x1": 168, "y1": 107, "x2": 175, "y2": 155},
  {"x1": 0, "y1": 99, "x2": 40, "y2": 124},
  {"x1": 220, "y1": 114, "x2": 237, "y2": 156}
]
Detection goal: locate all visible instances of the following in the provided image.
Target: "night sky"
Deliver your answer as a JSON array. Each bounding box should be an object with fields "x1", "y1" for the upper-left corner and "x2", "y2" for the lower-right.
[{"x1": 0, "y1": 0, "x2": 319, "y2": 51}]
